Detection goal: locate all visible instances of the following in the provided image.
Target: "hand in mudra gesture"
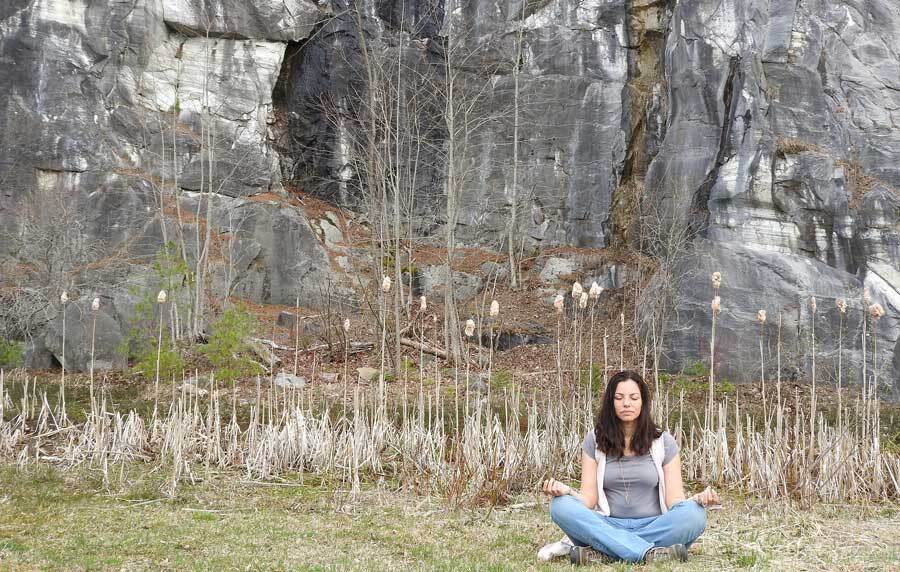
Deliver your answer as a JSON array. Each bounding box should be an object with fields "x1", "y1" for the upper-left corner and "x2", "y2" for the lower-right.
[
  {"x1": 691, "y1": 486, "x2": 722, "y2": 509},
  {"x1": 542, "y1": 478, "x2": 572, "y2": 497}
]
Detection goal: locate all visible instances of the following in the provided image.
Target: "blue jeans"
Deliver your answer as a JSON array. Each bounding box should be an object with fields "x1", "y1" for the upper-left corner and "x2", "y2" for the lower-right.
[{"x1": 549, "y1": 495, "x2": 707, "y2": 562}]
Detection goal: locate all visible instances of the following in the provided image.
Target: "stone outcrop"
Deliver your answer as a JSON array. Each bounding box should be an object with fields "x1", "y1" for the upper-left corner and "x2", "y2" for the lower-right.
[{"x1": 1, "y1": 0, "x2": 899, "y2": 393}]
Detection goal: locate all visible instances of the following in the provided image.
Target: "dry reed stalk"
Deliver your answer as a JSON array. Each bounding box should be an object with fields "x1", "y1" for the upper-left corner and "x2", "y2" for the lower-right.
[
  {"x1": 709, "y1": 294, "x2": 721, "y2": 430},
  {"x1": 155, "y1": 290, "x2": 168, "y2": 413},
  {"x1": 554, "y1": 294, "x2": 563, "y2": 398},
  {"x1": 861, "y1": 289, "x2": 870, "y2": 406},
  {"x1": 619, "y1": 313, "x2": 624, "y2": 370},
  {"x1": 90, "y1": 297, "x2": 100, "y2": 408},
  {"x1": 59, "y1": 291, "x2": 68, "y2": 424},
  {"x1": 836, "y1": 298, "x2": 846, "y2": 433},
  {"x1": 757, "y1": 310, "x2": 767, "y2": 416},
  {"x1": 809, "y1": 296, "x2": 817, "y2": 452}
]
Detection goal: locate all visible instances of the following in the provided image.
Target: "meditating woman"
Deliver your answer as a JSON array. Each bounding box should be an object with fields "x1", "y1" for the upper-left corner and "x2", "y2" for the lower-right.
[{"x1": 540, "y1": 370, "x2": 719, "y2": 565}]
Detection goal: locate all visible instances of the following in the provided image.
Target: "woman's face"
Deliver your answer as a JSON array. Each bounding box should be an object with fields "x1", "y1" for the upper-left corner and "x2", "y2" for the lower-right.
[{"x1": 613, "y1": 379, "x2": 642, "y2": 423}]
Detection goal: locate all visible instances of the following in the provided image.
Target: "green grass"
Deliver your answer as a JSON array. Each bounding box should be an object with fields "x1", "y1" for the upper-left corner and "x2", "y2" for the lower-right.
[{"x1": 0, "y1": 464, "x2": 897, "y2": 571}]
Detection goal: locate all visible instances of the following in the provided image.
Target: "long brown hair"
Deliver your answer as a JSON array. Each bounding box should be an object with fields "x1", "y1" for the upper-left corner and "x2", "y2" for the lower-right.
[{"x1": 594, "y1": 370, "x2": 661, "y2": 458}]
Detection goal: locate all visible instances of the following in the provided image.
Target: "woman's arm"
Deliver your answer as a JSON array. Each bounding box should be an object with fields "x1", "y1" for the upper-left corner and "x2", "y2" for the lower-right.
[
  {"x1": 663, "y1": 454, "x2": 723, "y2": 508},
  {"x1": 541, "y1": 452, "x2": 599, "y2": 509},
  {"x1": 662, "y1": 454, "x2": 686, "y2": 508},
  {"x1": 577, "y1": 452, "x2": 599, "y2": 509}
]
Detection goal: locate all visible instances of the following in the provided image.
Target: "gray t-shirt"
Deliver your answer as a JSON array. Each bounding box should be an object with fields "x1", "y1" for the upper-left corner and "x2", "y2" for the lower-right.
[{"x1": 582, "y1": 430, "x2": 679, "y2": 518}]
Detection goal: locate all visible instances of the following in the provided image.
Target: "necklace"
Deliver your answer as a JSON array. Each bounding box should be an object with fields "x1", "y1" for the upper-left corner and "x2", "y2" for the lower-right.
[{"x1": 617, "y1": 456, "x2": 631, "y2": 505}]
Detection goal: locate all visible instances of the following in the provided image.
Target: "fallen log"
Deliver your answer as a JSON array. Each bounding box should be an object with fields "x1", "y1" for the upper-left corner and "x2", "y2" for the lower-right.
[{"x1": 400, "y1": 337, "x2": 447, "y2": 359}]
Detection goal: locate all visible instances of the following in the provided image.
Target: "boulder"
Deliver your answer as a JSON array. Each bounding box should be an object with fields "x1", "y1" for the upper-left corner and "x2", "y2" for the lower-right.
[
  {"x1": 274, "y1": 371, "x2": 307, "y2": 389},
  {"x1": 416, "y1": 265, "x2": 483, "y2": 302},
  {"x1": 43, "y1": 299, "x2": 126, "y2": 373}
]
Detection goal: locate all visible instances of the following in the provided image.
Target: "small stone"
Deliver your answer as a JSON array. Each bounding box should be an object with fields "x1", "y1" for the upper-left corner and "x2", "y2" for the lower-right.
[
  {"x1": 357, "y1": 367, "x2": 379, "y2": 382},
  {"x1": 539, "y1": 257, "x2": 581, "y2": 285},
  {"x1": 274, "y1": 371, "x2": 307, "y2": 389},
  {"x1": 319, "y1": 372, "x2": 339, "y2": 384},
  {"x1": 178, "y1": 382, "x2": 209, "y2": 397}
]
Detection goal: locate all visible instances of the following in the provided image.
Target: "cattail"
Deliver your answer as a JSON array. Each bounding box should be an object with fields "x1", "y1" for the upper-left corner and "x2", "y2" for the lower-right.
[
  {"x1": 810, "y1": 296, "x2": 817, "y2": 314},
  {"x1": 571, "y1": 281, "x2": 583, "y2": 299},
  {"x1": 553, "y1": 294, "x2": 564, "y2": 314},
  {"x1": 711, "y1": 296, "x2": 721, "y2": 314},
  {"x1": 757, "y1": 309, "x2": 766, "y2": 323},
  {"x1": 343, "y1": 318, "x2": 351, "y2": 332},
  {"x1": 60, "y1": 291, "x2": 69, "y2": 304},
  {"x1": 490, "y1": 300, "x2": 500, "y2": 317},
  {"x1": 863, "y1": 287, "x2": 871, "y2": 304},
  {"x1": 419, "y1": 295, "x2": 427, "y2": 312},
  {"x1": 711, "y1": 272, "x2": 722, "y2": 289},
  {"x1": 578, "y1": 292, "x2": 588, "y2": 309},
  {"x1": 157, "y1": 290, "x2": 167, "y2": 304},
  {"x1": 464, "y1": 319, "x2": 475, "y2": 338},
  {"x1": 92, "y1": 297, "x2": 100, "y2": 312},
  {"x1": 836, "y1": 298, "x2": 847, "y2": 314},
  {"x1": 381, "y1": 276, "x2": 392, "y2": 293},
  {"x1": 589, "y1": 282, "x2": 602, "y2": 300},
  {"x1": 870, "y1": 303, "x2": 885, "y2": 320}
]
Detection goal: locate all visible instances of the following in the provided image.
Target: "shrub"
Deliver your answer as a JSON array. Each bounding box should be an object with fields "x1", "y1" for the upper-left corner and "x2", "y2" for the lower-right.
[
  {"x1": 682, "y1": 360, "x2": 709, "y2": 377},
  {"x1": 200, "y1": 303, "x2": 263, "y2": 382},
  {"x1": 132, "y1": 339, "x2": 184, "y2": 382},
  {"x1": 0, "y1": 339, "x2": 24, "y2": 369}
]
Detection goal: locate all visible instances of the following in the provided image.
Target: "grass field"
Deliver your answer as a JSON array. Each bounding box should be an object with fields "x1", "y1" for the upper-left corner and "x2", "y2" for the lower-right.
[{"x1": 0, "y1": 465, "x2": 897, "y2": 571}]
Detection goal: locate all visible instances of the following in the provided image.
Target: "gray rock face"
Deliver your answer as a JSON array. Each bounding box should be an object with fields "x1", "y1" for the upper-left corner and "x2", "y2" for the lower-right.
[
  {"x1": 3, "y1": 0, "x2": 900, "y2": 394},
  {"x1": 0, "y1": 0, "x2": 331, "y2": 371},
  {"x1": 163, "y1": 0, "x2": 319, "y2": 42},
  {"x1": 636, "y1": 0, "x2": 900, "y2": 394}
]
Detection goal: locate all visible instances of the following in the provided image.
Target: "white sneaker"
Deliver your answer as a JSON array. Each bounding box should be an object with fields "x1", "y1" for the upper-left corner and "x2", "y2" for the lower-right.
[{"x1": 537, "y1": 537, "x2": 574, "y2": 562}]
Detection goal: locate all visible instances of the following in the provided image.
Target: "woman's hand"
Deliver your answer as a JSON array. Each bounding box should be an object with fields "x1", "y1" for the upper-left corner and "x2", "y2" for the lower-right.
[
  {"x1": 690, "y1": 486, "x2": 721, "y2": 508},
  {"x1": 542, "y1": 478, "x2": 572, "y2": 497}
]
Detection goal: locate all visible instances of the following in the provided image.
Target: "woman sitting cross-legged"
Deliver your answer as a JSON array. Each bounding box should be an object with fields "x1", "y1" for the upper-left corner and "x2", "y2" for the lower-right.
[{"x1": 540, "y1": 370, "x2": 720, "y2": 565}]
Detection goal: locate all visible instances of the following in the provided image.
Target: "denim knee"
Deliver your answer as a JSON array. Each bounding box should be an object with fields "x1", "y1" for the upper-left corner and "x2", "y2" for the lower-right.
[
  {"x1": 681, "y1": 500, "x2": 707, "y2": 536},
  {"x1": 549, "y1": 494, "x2": 580, "y2": 525}
]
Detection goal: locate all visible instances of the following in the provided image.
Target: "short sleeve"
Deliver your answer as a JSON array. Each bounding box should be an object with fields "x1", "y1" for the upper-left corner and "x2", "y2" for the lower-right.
[
  {"x1": 582, "y1": 430, "x2": 596, "y2": 458},
  {"x1": 662, "y1": 431, "x2": 679, "y2": 465}
]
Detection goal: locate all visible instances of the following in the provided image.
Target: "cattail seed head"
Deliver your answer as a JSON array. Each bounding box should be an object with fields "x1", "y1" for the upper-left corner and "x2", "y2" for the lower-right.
[
  {"x1": 711, "y1": 296, "x2": 721, "y2": 315},
  {"x1": 60, "y1": 291, "x2": 68, "y2": 304},
  {"x1": 711, "y1": 272, "x2": 722, "y2": 289},
  {"x1": 553, "y1": 294, "x2": 564, "y2": 314},
  {"x1": 810, "y1": 297, "x2": 817, "y2": 314},
  {"x1": 589, "y1": 282, "x2": 602, "y2": 300},
  {"x1": 381, "y1": 276, "x2": 392, "y2": 293},
  {"x1": 757, "y1": 309, "x2": 766, "y2": 323},
  {"x1": 870, "y1": 303, "x2": 885, "y2": 320},
  {"x1": 157, "y1": 290, "x2": 167, "y2": 304},
  {"x1": 571, "y1": 281, "x2": 583, "y2": 299},
  {"x1": 578, "y1": 292, "x2": 588, "y2": 309},
  {"x1": 419, "y1": 295, "x2": 427, "y2": 312},
  {"x1": 342, "y1": 318, "x2": 350, "y2": 332},
  {"x1": 836, "y1": 298, "x2": 847, "y2": 314},
  {"x1": 490, "y1": 300, "x2": 499, "y2": 317},
  {"x1": 464, "y1": 319, "x2": 475, "y2": 338},
  {"x1": 92, "y1": 297, "x2": 100, "y2": 312}
]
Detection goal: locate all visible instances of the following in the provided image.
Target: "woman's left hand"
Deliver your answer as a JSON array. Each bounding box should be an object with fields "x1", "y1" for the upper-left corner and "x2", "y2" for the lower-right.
[{"x1": 691, "y1": 486, "x2": 721, "y2": 508}]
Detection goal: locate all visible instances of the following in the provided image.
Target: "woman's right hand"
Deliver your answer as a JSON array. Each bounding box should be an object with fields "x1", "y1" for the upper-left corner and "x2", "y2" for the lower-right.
[{"x1": 542, "y1": 478, "x2": 571, "y2": 497}]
